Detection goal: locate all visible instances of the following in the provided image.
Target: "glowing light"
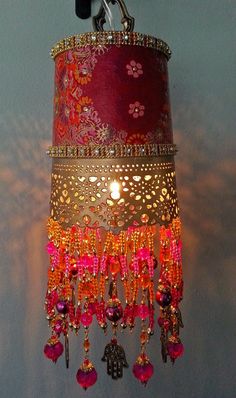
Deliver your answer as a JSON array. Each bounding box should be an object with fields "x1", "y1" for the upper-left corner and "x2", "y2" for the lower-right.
[{"x1": 110, "y1": 181, "x2": 120, "y2": 200}]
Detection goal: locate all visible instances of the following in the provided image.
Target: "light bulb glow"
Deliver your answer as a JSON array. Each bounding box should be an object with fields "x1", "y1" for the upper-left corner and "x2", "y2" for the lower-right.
[{"x1": 110, "y1": 181, "x2": 120, "y2": 200}]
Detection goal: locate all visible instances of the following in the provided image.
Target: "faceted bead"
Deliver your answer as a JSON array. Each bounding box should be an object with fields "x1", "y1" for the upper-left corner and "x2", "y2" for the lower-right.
[
  {"x1": 140, "y1": 331, "x2": 148, "y2": 344},
  {"x1": 81, "y1": 255, "x2": 93, "y2": 272},
  {"x1": 70, "y1": 263, "x2": 78, "y2": 277},
  {"x1": 156, "y1": 290, "x2": 172, "y2": 307},
  {"x1": 56, "y1": 300, "x2": 68, "y2": 314},
  {"x1": 133, "y1": 360, "x2": 154, "y2": 385},
  {"x1": 46, "y1": 242, "x2": 56, "y2": 255},
  {"x1": 88, "y1": 302, "x2": 97, "y2": 315},
  {"x1": 83, "y1": 339, "x2": 90, "y2": 352},
  {"x1": 76, "y1": 366, "x2": 97, "y2": 390},
  {"x1": 167, "y1": 340, "x2": 184, "y2": 360},
  {"x1": 54, "y1": 319, "x2": 63, "y2": 334},
  {"x1": 81, "y1": 312, "x2": 93, "y2": 327},
  {"x1": 44, "y1": 341, "x2": 64, "y2": 363},
  {"x1": 109, "y1": 258, "x2": 120, "y2": 275},
  {"x1": 140, "y1": 274, "x2": 150, "y2": 289},
  {"x1": 163, "y1": 319, "x2": 171, "y2": 331},
  {"x1": 137, "y1": 247, "x2": 150, "y2": 260},
  {"x1": 138, "y1": 304, "x2": 149, "y2": 320},
  {"x1": 105, "y1": 303, "x2": 123, "y2": 322},
  {"x1": 82, "y1": 282, "x2": 91, "y2": 296}
]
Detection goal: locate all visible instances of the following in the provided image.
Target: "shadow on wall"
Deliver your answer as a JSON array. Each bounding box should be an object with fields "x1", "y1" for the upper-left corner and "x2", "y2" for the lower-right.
[{"x1": 0, "y1": 105, "x2": 236, "y2": 397}]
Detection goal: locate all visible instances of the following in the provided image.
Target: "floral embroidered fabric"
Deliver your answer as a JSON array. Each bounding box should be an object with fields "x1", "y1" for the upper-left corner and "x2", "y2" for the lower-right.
[{"x1": 53, "y1": 44, "x2": 173, "y2": 146}]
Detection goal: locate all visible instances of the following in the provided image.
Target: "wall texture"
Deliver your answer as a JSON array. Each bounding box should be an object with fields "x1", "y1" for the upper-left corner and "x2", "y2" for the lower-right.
[{"x1": 1, "y1": 1, "x2": 236, "y2": 397}]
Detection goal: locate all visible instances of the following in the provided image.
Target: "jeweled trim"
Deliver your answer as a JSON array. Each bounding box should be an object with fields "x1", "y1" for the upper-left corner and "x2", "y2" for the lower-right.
[
  {"x1": 50, "y1": 31, "x2": 171, "y2": 60},
  {"x1": 46, "y1": 143, "x2": 177, "y2": 159}
]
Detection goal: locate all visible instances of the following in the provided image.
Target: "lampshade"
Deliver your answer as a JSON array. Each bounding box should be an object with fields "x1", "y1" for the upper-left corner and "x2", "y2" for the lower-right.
[{"x1": 44, "y1": 0, "x2": 184, "y2": 388}]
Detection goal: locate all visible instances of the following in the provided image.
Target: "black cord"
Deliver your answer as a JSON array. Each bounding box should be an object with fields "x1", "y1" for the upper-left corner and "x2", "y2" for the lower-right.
[{"x1": 75, "y1": 0, "x2": 91, "y2": 19}]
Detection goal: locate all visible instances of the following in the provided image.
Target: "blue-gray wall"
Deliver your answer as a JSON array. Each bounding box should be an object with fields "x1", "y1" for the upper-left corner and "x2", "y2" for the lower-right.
[{"x1": 1, "y1": 1, "x2": 236, "y2": 397}]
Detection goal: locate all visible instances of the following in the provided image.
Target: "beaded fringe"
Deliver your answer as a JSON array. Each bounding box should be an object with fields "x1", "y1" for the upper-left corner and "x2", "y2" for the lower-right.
[{"x1": 44, "y1": 217, "x2": 184, "y2": 387}]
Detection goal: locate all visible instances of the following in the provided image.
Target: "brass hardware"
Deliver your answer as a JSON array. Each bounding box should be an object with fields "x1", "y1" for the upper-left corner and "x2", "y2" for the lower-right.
[{"x1": 93, "y1": 0, "x2": 135, "y2": 32}]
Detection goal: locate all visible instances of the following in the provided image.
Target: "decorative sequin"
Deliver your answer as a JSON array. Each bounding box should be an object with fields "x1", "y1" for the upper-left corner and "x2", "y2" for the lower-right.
[
  {"x1": 126, "y1": 60, "x2": 143, "y2": 78},
  {"x1": 129, "y1": 102, "x2": 145, "y2": 118}
]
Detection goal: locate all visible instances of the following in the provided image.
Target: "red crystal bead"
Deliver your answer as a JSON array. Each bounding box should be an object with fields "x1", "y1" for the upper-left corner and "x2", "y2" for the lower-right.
[
  {"x1": 138, "y1": 304, "x2": 149, "y2": 320},
  {"x1": 88, "y1": 302, "x2": 97, "y2": 315},
  {"x1": 133, "y1": 361, "x2": 154, "y2": 385},
  {"x1": 70, "y1": 263, "x2": 79, "y2": 277},
  {"x1": 156, "y1": 290, "x2": 172, "y2": 307},
  {"x1": 54, "y1": 320, "x2": 63, "y2": 334},
  {"x1": 46, "y1": 242, "x2": 56, "y2": 255},
  {"x1": 44, "y1": 341, "x2": 64, "y2": 363},
  {"x1": 167, "y1": 340, "x2": 184, "y2": 360},
  {"x1": 76, "y1": 366, "x2": 97, "y2": 390},
  {"x1": 81, "y1": 311, "x2": 93, "y2": 327},
  {"x1": 137, "y1": 247, "x2": 150, "y2": 260}
]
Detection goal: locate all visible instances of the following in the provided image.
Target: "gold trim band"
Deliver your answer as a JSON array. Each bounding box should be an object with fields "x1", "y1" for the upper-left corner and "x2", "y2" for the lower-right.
[
  {"x1": 47, "y1": 144, "x2": 177, "y2": 159},
  {"x1": 50, "y1": 31, "x2": 171, "y2": 60}
]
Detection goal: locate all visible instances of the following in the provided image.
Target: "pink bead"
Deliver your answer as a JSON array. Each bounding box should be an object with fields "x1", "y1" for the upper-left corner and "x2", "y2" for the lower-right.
[
  {"x1": 77, "y1": 261, "x2": 84, "y2": 279},
  {"x1": 167, "y1": 341, "x2": 184, "y2": 360},
  {"x1": 120, "y1": 255, "x2": 128, "y2": 277},
  {"x1": 100, "y1": 255, "x2": 107, "y2": 273},
  {"x1": 54, "y1": 320, "x2": 63, "y2": 334},
  {"x1": 44, "y1": 341, "x2": 64, "y2": 362},
  {"x1": 148, "y1": 257, "x2": 154, "y2": 278},
  {"x1": 133, "y1": 361, "x2": 154, "y2": 385},
  {"x1": 88, "y1": 302, "x2": 97, "y2": 315},
  {"x1": 82, "y1": 255, "x2": 93, "y2": 269},
  {"x1": 81, "y1": 312, "x2": 93, "y2": 327},
  {"x1": 76, "y1": 367, "x2": 97, "y2": 390},
  {"x1": 138, "y1": 247, "x2": 150, "y2": 260},
  {"x1": 133, "y1": 304, "x2": 139, "y2": 317},
  {"x1": 46, "y1": 242, "x2": 56, "y2": 255},
  {"x1": 93, "y1": 256, "x2": 99, "y2": 275},
  {"x1": 138, "y1": 304, "x2": 149, "y2": 320},
  {"x1": 133, "y1": 255, "x2": 139, "y2": 275},
  {"x1": 65, "y1": 254, "x2": 70, "y2": 275}
]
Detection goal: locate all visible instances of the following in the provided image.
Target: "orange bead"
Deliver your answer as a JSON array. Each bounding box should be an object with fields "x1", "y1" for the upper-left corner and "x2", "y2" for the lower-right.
[
  {"x1": 110, "y1": 259, "x2": 120, "y2": 275},
  {"x1": 140, "y1": 331, "x2": 148, "y2": 344},
  {"x1": 83, "y1": 339, "x2": 90, "y2": 352},
  {"x1": 140, "y1": 274, "x2": 150, "y2": 289}
]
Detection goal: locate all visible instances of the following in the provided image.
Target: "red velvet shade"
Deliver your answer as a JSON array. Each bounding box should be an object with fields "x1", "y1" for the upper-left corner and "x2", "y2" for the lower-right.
[{"x1": 53, "y1": 41, "x2": 173, "y2": 146}]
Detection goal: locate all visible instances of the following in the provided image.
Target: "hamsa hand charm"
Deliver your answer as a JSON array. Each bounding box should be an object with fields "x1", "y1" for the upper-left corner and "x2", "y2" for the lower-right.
[{"x1": 102, "y1": 339, "x2": 129, "y2": 379}]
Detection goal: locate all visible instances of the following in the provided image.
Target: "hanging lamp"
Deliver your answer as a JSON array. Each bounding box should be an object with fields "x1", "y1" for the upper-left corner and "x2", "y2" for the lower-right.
[{"x1": 44, "y1": 0, "x2": 184, "y2": 389}]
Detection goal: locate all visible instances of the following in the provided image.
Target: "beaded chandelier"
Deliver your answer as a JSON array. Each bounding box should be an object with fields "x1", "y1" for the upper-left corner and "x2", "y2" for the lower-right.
[{"x1": 44, "y1": 0, "x2": 184, "y2": 389}]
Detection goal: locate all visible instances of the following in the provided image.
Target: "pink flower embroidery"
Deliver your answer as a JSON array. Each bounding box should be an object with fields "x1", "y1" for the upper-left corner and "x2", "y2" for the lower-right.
[
  {"x1": 126, "y1": 60, "x2": 143, "y2": 78},
  {"x1": 129, "y1": 101, "x2": 145, "y2": 118}
]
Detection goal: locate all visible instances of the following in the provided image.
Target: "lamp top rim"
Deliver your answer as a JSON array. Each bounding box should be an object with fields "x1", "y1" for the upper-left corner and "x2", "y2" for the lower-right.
[{"x1": 50, "y1": 31, "x2": 171, "y2": 61}]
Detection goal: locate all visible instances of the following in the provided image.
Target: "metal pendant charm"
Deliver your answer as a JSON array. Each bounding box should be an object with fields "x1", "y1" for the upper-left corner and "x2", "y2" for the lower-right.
[{"x1": 101, "y1": 339, "x2": 129, "y2": 379}]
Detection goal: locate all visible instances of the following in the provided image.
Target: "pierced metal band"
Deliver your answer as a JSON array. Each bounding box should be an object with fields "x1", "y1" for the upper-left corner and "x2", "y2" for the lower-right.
[
  {"x1": 50, "y1": 156, "x2": 179, "y2": 231},
  {"x1": 47, "y1": 144, "x2": 177, "y2": 159},
  {"x1": 50, "y1": 31, "x2": 171, "y2": 60}
]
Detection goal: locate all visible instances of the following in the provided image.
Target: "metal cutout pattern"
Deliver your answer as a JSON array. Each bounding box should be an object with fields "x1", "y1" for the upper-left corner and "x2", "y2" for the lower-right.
[{"x1": 50, "y1": 157, "x2": 179, "y2": 230}]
